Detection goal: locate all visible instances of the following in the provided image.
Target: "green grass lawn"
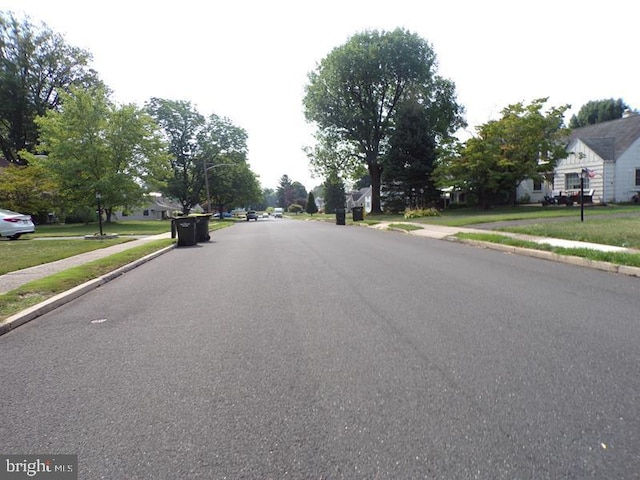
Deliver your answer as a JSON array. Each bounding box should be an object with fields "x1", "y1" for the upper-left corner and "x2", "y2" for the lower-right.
[
  {"x1": 28, "y1": 220, "x2": 173, "y2": 237},
  {"x1": 456, "y1": 232, "x2": 640, "y2": 268},
  {"x1": 1, "y1": 219, "x2": 234, "y2": 276},
  {"x1": 0, "y1": 238, "x2": 135, "y2": 275},
  {"x1": 496, "y1": 216, "x2": 640, "y2": 249},
  {"x1": 388, "y1": 223, "x2": 424, "y2": 231},
  {"x1": 396, "y1": 205, "x2": 640, "y2": 227}
]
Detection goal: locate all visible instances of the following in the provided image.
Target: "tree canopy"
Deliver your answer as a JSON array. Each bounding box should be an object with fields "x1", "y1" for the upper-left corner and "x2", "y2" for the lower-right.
[
  {"x1": 146, "y1": 98, "x2": 260, "y2": 215},
  {"x1": 276, "y1": 175, "x2": 307, "y2": 209},
  {"x1": 434, "y1": 98, "x2": 570, "y2": 210},
  {"x1": 322, "y1": 172, "x2": 346, "y2": 214},
  {"x1": 382, "y1": 97, "x2": 438, "y2": 211},
  {"x1": 569, "y1": 98, "x2": 632, "y2": 128},
  {"x1": 303, "y1": 28, "x2": 464, "y2": 213},
  {"x1": 0, "y1": 11, "x2": 102, "y2": 164},
  {"x1": 199, "y1": 113, "x2": 260, "y2": 213},
  {"x1": 146, "y1": 98, "x2": 207, "y2": 214},
  {"x1": 30, "y1": 86, "x2": 169, "y2": 222},
  {"x1": 305, "y1": 191, "x2": 318, "y2": 215}
]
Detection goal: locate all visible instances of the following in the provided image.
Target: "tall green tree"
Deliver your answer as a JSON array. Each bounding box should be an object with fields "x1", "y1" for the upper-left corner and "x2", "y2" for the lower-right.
[
  {"x1": 198, "y1": 113, "x2": 253, "y2": 213},
  {"x1": 569, "y1": 98, "x2": 631, "y2": 128},
  {"x1": 0, "y1": 11, "x2": 102, "y2": 164},
  {"x1": 303, "y1": 28, "x2": 464, "y2": 213},
  {"x1": 291, "y1": 181, "x2": 308, "y2": 209},
  {"x1": 146, "y1": 98, "x2": 206, "y2": 214},
  {"x1": 32, "y1": 86, "x2": 169, "y2": 222},
  {"x1": 206, "y1": 160, "x2": 262, "y2": 216},
  {"x1": 262, "y1": 187, "x2": 277, "y2": 208},
  {"x1": 323, "y1": 172, "x2": 346, "y2": 214},
  {"x1": 306, "y1": 191, "x2": 318, "y2": 215},
  {"x1": 276, "y1": 174, "x2": 293, "y2": 208},
  {"x1": 382, "y1": 97, "x2": 438, "y2": 210},
  {"x1": 434, "y1": 98, "x2": 570, "y2": 210}
]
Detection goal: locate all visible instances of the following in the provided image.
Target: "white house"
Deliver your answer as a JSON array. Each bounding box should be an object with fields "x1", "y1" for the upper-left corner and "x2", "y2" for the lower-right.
[
  {"x1": 345, "y1": 187, "x2": 372, "y2": 213},
  {"x1": 121, "y1": 193, "x2": 182, "y2": 220},
  {"x1": 557, "y1": 113, "x2": 640, "y2": 203}
]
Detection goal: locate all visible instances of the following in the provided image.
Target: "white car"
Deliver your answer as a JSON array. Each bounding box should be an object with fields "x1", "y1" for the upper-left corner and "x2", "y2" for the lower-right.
[{"x1": 0, "y1": 208, "x2": 35, "y2": 240}]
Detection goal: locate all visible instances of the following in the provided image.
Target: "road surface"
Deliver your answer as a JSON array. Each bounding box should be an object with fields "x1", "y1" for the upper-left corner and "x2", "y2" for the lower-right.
[{"x1": 1, "y1": 218, "x2": 639, "y2": 479}]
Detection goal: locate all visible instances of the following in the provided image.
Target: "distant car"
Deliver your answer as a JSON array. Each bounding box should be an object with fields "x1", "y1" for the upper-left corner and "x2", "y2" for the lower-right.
[
  {"x1": 273, "y1": 207, "x2": 284, "y2": 218},
  {"x1": 246, "y1": 210, "x2": 259, "y2": 221},
  {"x1": 212, "y1": 212, "x2": 232, "y2": 218},
  {"x1": 262, "y1": 212, "x2": 269, "y2": 218},
  {"x1": 0, "y1": 208, "x2": 35, "y2": 240}
]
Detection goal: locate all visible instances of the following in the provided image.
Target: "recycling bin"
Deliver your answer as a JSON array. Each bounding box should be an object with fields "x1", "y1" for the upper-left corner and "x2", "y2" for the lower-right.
[
  {"x1": 335, "y1": 208, "x2": 346, "y2": 225},
  {"x1": 192, "y1": 213, "x2": 212, "y2": 242},
  {"x1": 352, "y1": 206, "x2": 364, "y2": 221},
  {"x1": 172, "y1": 216, "x2": 197, "y2": 246}
]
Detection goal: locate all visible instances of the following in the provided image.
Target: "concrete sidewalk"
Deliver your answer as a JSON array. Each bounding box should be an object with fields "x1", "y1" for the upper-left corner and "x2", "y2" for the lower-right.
[{"x1": 0, "y1": 232, "x2": 173, "y2": 295}]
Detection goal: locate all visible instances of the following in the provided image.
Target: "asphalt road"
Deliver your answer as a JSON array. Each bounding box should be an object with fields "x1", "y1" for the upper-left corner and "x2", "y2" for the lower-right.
[{"x1": 1, "y1": 218, "x2": 639, "y2": 479}]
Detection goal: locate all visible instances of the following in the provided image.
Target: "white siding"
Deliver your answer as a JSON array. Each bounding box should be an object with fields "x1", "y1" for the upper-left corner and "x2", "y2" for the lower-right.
[
  {"x1": 516, "y1": 179, "x2": 551, "y2": 203},
  {"x1": 602, "y1": 160, "x2": 616, "y2": 203},
  {"x1": 613, "y1": 138, "x2": 640, "y2": 202},
  {"x1": 554, "y1": 140, "x2": 604, "y2": 202}
]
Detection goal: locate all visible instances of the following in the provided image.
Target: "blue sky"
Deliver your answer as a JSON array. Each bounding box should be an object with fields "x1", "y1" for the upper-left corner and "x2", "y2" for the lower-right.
[{"x1": 1, "y1": 0, "x2": 637, "y2": 191}]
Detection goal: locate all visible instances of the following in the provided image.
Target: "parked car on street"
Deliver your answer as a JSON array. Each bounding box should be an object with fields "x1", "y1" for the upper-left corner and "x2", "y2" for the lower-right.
[
  {"x1": 246, "y1": 211, "x2": 259, "y2": 221},
  {"x1": 0, "y1": 208, "x2": 35, "y2": 240}
]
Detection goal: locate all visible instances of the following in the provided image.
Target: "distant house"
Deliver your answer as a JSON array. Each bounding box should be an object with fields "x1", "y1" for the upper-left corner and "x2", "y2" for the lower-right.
[
  {"x1": 557, "y1": 113, "x2": 640, "y2": 203},
  {"x1": 121, "y1": 193, "x2": 182, "y2": 221},
  {"x1": 345, "y1": 187, "x2": 372, "y2": 213}
]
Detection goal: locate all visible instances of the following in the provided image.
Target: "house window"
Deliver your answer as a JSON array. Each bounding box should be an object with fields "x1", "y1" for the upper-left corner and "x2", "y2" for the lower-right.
[
  {"x1": 143, "y1": 209, "x2": 149, "y2": 216},
  {"x1": 565, "y1": 172, "x2": 589, "y2": 190},
  {"x1": 533, "y1": 180, "x2": 542, "y2": 191},
  {"x1": 635, "y1": 169, "x2": 640, "y2": 187}
]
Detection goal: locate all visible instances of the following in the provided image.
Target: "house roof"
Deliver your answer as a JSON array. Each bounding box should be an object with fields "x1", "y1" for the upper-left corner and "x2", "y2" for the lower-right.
[
  {"x1": 347, "y1": 187, "x2": 371, "y2": 202},
  {"x1": 568, "y1": 114, "x2": 640, "y2": 161}
]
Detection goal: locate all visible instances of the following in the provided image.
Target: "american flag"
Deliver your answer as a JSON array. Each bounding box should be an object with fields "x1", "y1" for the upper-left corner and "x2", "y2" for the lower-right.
[{"x1": 583, "y1": 168, "x2": 596, "y2": 178}]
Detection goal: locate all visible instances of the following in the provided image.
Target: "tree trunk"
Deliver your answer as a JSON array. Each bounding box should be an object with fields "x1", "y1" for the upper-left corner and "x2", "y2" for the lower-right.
[{"x1": 369, "y1": 161, "x2": 384, "y2": 214}]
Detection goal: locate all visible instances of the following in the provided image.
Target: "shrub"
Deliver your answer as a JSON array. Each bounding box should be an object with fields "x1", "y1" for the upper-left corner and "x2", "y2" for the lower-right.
[
  {"x1": 288, "y1": 204, "x2": 303, "y2": 214},
  {"x1": 404, "y1": 208, "x2": 441, "y2": 219}
]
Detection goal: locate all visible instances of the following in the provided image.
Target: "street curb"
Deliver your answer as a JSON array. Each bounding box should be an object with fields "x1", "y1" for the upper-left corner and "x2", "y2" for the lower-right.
[
  {"x1": 0, "y1": 244, "x2": 175, "y2": 337},
  {"x1": 448, "y1": 237, "x2": 640, "y2": 278}
]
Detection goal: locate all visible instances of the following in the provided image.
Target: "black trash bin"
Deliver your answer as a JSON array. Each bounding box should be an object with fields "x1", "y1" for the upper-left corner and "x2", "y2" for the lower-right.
[
  {"x1": 192, "y1": 214, "x2": 212, "y2": 242},
  {"x1": 336, "y1": 208, "x2": 346, "y2": 225},
  {"x1": 173, "y1": 216, "x2": 197, "y2": 246},
  {"x1": 352, "y1": 206, "x2": 364, "y2": 221}
]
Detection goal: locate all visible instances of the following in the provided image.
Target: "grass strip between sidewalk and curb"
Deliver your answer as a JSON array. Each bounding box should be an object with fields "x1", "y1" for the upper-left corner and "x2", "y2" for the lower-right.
[
  {"x1": 388, "y1": 223, "x2": 424, "y2": 232},
  {"x1": 0, "y1": 238, "x2": 175, "y2": 324},
  {"x1": 455, "y1": 232, "x2": 640, "y2": 268}
]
